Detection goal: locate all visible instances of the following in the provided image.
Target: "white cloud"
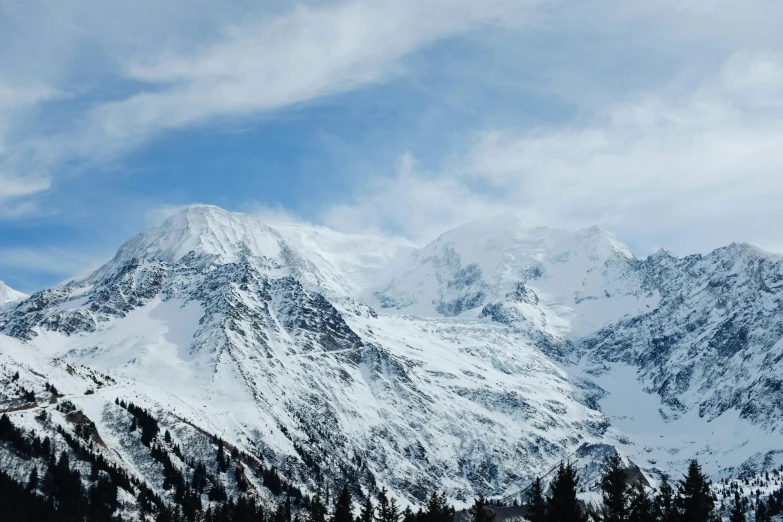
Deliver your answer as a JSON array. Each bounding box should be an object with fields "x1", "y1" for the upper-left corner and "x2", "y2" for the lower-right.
[
  {"x1": 143, "y1": 203, "x2": 191, "y2": 227},
  {"x1": 1, "y1": 0, "x2": 782, "y2": 264},
  {"x1": 0, "y1": 81, "x2": 62, "y2": 208},
  {"x1": 0, "y1": 174, "x2": 50, "y2": 200},
  {"x1": 0, "y1": 0, "x2": 540, "y2": 213},
  {"x1": 91, "y1": 0, "x2": 535, "y2": 143},
  {"x1": 323, "y1": 153, "x2": 509, "y2": 243},
  {"x1": 244, "y1": 203, "x2": 309, "y2": 226},
  {"x1": 0, "y1": 173, "x2": 50, "y2": 218},
  {"x1": 322, "y1": 51, "x2": 783, "y2": 254}
]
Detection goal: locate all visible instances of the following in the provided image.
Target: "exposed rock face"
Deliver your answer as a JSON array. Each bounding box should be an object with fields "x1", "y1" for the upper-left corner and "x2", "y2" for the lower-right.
[{"x1": 1, "y1": 205, "x2": 783, "y2": 512}]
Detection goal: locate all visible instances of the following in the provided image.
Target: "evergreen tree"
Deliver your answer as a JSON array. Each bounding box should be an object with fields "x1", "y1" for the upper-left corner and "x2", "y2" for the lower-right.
[
  {"x1": 192, "y1": 461, "x2": 208, "y2": 493},
  {"x1": 469, "y1": 494, "x2": 496, "y2": 522},
  {"x1": 525, "y1": 477, "x2": 547, "y2": 522},
  {"x1": 27, "y1": 467, "x2": 38, "y2": 492},
  {"x1": 601, "y1": 454, "x2": 629, "y2": 522},
  {"x1": 235, "y1": 466, "x2": 248, "y2": 492},
  {"x1": 388, "y1": 499, "x2": 401, "y2": 522},
  {"x1": 424, "y1": 491, "x2": 455, "y2": 522},
  {"x1": 208, "y1": 480, "x2": 228, "y2": 502},
  {"x1": 627, "y1": 482, "x2": 654, "y2": 522},
  {"x1": 360, "y1": 492, "x2": 374, "y2": 522},
  {"x1": 729, "y1": 492, "x2": 746, "y2": 522},
  {"x1": 653, "y1": 475, "x2": 676, "y2": 522},
  {"x1": 333, "y1": 485, "x2": 353, "y2": 522},
  {"x1": 217, "y1": 441, "x2": 228, "y2": 472},
  {"x1": 677, "y1": 460, "x2": 715, "y2": 522},
  {"x1": 756, "y1": 500, "x2": 770, "y2": 522},
  {"x1": 309, "y1": 487, "x2": 327, "y2": 522},
  {"x1": 546, "y1": 462, "x2": 587, "y2": 522},
  {"x1": 376, "y1": 488, "x2": 401, "y2": 522},
  {"x1": 41, "y1": 436, "x2": 51, "y2": 457},
  {"x1": 273, "y1": 502, "x2": 289, "y2": 522}
]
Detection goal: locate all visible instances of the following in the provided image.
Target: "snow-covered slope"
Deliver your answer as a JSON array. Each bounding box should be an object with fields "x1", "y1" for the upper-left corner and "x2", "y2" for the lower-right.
[
  {"x1": 1, "y1": 205, "x2": 783, "y2": 514},
  {"x1": 0, "y1": 206, "x2": 611, "y2": 508},
  {"x1": 367, "y1": 214, "x2": 656, "y2": 363},
  {"x1": 0, "y1": 280, "x2": 27, "y2": 306}
]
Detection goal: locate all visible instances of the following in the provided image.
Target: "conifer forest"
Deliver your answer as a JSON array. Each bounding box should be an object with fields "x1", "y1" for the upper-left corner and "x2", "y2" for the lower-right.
[{"x1": 2, "y1": 407, "x2": 782, "y2": 522}]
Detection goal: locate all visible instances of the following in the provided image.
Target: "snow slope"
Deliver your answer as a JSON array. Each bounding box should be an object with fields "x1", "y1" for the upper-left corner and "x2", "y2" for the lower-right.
[
  {"x1": 2, "y1": 205, "x2": 783, "y2": 510},
  {"x1": 369, "y1": 214, "x2": 656, "y2": 341},
  {"x1": 0, "y1": 280, "x2": 27, "y2": 306}
]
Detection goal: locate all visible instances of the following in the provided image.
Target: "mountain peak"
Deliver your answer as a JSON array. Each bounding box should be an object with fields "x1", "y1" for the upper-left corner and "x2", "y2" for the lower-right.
[
  {"x1": 95, "y1": 205, "x2": 288, "y2": 277},
  {"x1": 571, "y1": 225, "x2": 634, "y2": 259},
  {"x1": 425, "y1": 215, "x2": 634, "y2": 262},
  {"x1": 0, "y1": 280, "x2": 27, "y2": 306},
  {"x1": 649, "y1": 247, "x2": 677, "y2": 260}
]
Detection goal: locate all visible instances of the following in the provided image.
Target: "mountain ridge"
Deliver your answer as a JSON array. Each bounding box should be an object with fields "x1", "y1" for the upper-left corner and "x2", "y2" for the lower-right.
[
  {"x1": 1, "y1": 204, "x2": 782, "y2": 517},
  {"x1": 0, "y1": 280, "x2": 27, "y2": 306}
]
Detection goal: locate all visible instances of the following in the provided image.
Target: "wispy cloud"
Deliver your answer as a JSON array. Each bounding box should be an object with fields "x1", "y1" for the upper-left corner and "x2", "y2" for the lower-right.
[
  {"x1": 2, "y1": 0, "x2": 783, "y2": 291},
  {"x1": 0, "y1": 0, "x2": 540, "y2": 217},
  {"x1": 322, "y1": 50, "x2": 783, "y2": 254}
]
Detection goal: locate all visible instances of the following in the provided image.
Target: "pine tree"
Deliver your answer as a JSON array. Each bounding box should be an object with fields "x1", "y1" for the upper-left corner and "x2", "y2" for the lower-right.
[
  {"x1": 41, "y1": 436, "x2": 51, "y2": 457},
  {"x1": 360, "y1": 492, "x2": 374, "y2": 522},
  {"x1": 273, "y1": 502, "x2": 288, "y2": 522},
  {"x1": 546, "y1": 462, "x2": 587, "y2": 522},
  {"x1": 376, "y1": 488, "x2": 400, "y2": 522},
  {"x1": 27, "y1": 466, "x2": 39, "y2": 491},
  {"x1": 424, "y1": 491, "x2": 455, "y2": 522},
  {"x1": 309, "y1": 487, "x2": 327, "y2": 522},
  {"x1": 525, "y1": 477, "x2": 547, "y2": 522},
  {"x1": 469, "y1": 494, "x2": 496, "y2": 522},
  {"x1": 601, "y1": 454, "x2": 629, "y2": 522},
  {"x1": 756, "y1": 500, "x2": 770, "y2": 522},
  {"x1": 217, "y1": 441, "x2": 227, "y2": 472},
  {"x1": 334, "y1": 485, "x2": 353, "y2": 522},
  {"x1": 677, "y1": 459, "x2": 715, "y2": 522},
  {"x1": 388, "y1": 498, "x2": 401, "y2": 522},
  {"x1": 729, "y1": 491, "x2": 746, "y2": 522},
  {"x1": 627, "y1": 482, "x2": 654, "y2": 522},
  {"x1": 653, "y1": 475, "x2": 676, "y2": 522}
]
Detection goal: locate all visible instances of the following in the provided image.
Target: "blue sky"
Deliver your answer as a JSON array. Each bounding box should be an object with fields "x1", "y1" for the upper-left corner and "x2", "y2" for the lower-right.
[{"x1": 1, "y1": 0, "x2": 783, "y2": 293}]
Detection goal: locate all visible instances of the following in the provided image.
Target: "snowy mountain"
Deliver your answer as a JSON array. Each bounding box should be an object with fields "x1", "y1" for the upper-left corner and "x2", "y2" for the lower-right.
[
  {"x1": 1, "y1": 205, "x2": 782, "y2": 517},
  {"x1": 0, "y1": 280, "x2": 27, "y2": 306}
]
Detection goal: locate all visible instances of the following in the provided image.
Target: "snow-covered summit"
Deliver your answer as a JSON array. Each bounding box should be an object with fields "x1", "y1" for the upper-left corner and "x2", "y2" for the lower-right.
[
  {"x1": 0, "y1": 280, "x2": 27, "y2": 306},
  {"x1": 368, "y1": 213, "x2": 642, "y2": 336},
  {"x1": 93, "y1": 205, "x2": 289, "y2": 276},
  {"x1": 0, "y1": 206, "x2": 618, "y2": 507},
  {"x1": 422, "y1": 214, "x2": 633, "y2": 265},
  {"x1": 3, "y1": 204, "x2": 783, "y2": 512}
]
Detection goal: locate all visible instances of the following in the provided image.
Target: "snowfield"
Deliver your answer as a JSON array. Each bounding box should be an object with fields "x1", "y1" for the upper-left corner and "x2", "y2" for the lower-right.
[{"x1": 1, "y1": 204, "x2": 782, "y2": 511}]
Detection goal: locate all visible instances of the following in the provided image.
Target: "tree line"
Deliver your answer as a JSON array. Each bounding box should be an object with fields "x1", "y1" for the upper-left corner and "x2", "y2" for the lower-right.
[
  {"x1": 522, "y1": 455, "x2": 743, "y2": 522},
  {"x1": 4, "y1": 402, "x2": 783, "y2": 522}
]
